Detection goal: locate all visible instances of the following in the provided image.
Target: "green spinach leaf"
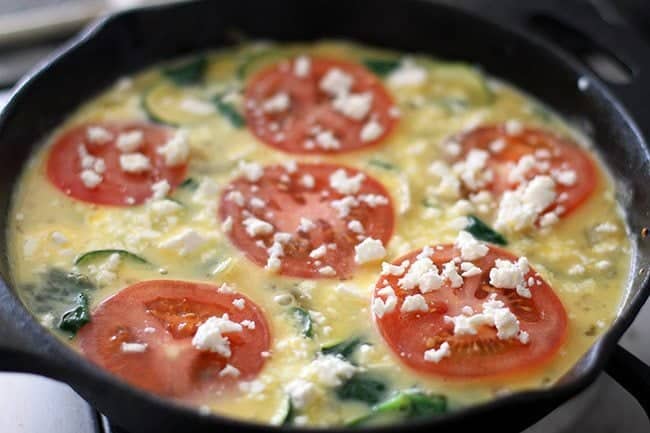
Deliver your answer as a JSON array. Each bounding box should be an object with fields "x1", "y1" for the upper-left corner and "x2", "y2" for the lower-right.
[
  {"x1": 214, "y1": 96, "x2": 246, "y2": 128},
  {"x1": 58, "y1": 292, "x2": 91, "y2": 334},
  {"x1": 465, "y1": 215, "x2": 507, "y2": 245},
  {"x1": 348, "y1": 390, "x2": 447, "y2": 427},
  {"x1": 162, "y1": 56, "x2": 207, "y2": 85},
  {"x1": 336, "y1": 374, "x2": 387, "y2": 405},
  {"x1": 363, "y1": 58, "x2": 400, "y2": 77},
  {"x1": 321, "y1": 337, "x2": 362, "y2": 360},
  {"x1": 368, "y1": 158, "x2": 398, "y2": 171}
]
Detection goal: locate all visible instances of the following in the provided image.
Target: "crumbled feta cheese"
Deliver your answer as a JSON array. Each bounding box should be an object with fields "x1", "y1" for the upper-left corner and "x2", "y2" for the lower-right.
[
  {"x1": 150, "y1": 199, "x2": 182, "y2": 215},
  {"x1": 250, "y1": 197, "x2": 266, "y2": 208},
  {"x1": 80, "y1": 169, "x2": 103, "y2": 188},
  {"x1": 329, "y1": 169, "x2": 365, "y2": 195},
  {"x1": 445, "y1": 295, "x2": 527, "y2": 342},
  {"x1": 455, "y1": 230, "x2": 489, "y2": 261},
  {"x1": 318, "y1": 266, "x2": 337, "y2": 276},
  {"x1": 283, "y1": 159, "x2": 297, "y2": 173},
  {"x1": 294, "y1": 56, "x2": 311, "y2": 77},
  {"x1": 360, "y1": 119, "x2": 384, "y2": 142},
  {"x1": 285, "y1": 379, "x2": 317, "y2": 410},
  {"x1": 157, "y1": 130, "x2": 189, "y2": 167},
  {"x1": 495, "y1": 175, "x2": 557, "y2": 231},
  {"x1": 298, "y1": 217, "x2": 316, "y2": 232},
  {"x1": 489, "y1": 138, "x2": 506, "y2": 153},
  {"x1": 505, "y1": 120, "x2": 523, "y2": 135},
  {"x1": 320, "y1": 68, "x2": 353, "y2": 97},
  {"x1": 387, "y1": 59, "x2": 427, "y2": 86},
  {"x1": 240, "y1": 319, "x2": 256, "y2": 330},
  {"x1": 116, "y1": 130, "x2": 144, "y2": 152},
  {"x1": 226, "y1": 190, "x2": 245, "y2": 206},
  {"x1": 159, "y1": 228, "x2": 207, "y2": 255},
  {"x1": 120, "y1": 153, "x2": 151, "y2": 173},
  {"x1": 332, "y1": 92, "x2": 373, "y2": 120},
  {"x1": 243, "y1": 216, "x2": 274, "y2": 237},
  {"x1": 372, "y1": 290, "x2": 397, "y2": 318},
  {"x1": 331, "y1": 196, "x2": 358, "y2": 218},
  {"x1": 238, "y1": 161, "x2": 264, "y2": 182},
  {"x1": 347, "y1": 220, "x2": 364, "y2": 234},
  {"x1": 568, "y1": 264, "x2": 586, "y2": 275},
  {"x1": 315, "y1": 130, "x2": 341, "y2": 150},
  {"x1": 442, "y1": 261, "x2": 463, "y2": 288},
  {"x1": 554, "y1": 169, "x2": 577, "y2": 186},
  {"x1": 508, "y1": 154, "x2": 536, "y2": 184},
  {"x1": 263, "y1": 92, "x2": 291, "y2": 113},
  {"x1": 121, "y1": 342, "x2": 147, "y2": 353},
  {"x1": 460, "y1": 261, "x2": 482, "y2": 277},
  {"x1": 86, "y1": 126, "x2": 112, "y2": 144},
  {"x1": 192, "y1": 314, "x2": 243, "y2": 357},
  {"x1": 306, "y1": 354, "x2": 358, "y2": 387},
  {"x1": 595, "y1": 260, "x2": 611, "y2": 270},
  {"x1": 180, "y1": 97, "x2": 215, "y2": 115},
  {"x1": 424, "y1": 342, "x2": 450, "y2": 363},
  {"x1": 428, "y1": 161, "x2": 461, "y2": 199},
  {"x1": 401, "y1": 294, "x2": 428, "y2": 313},
  {"x1": 232, "y1": 298, "x2": 245, "y2": 310},
  {"x1": 50, "y1": 231, "x2": 67, "y2": 245},
  {"x1": 358, "y1": 194, "x2": 389, "y2": 207},
  {"x1": 309, "y1": 244, "x2": 328, "y2": 259},
  {"x1": 594, "y1": 222, "x2": 618, "y2": 233},
  {"x1": 300, "y1": 174, "x2": 315, "y2": 189},
  {"x1": 221, "y1": 216, "x2": 233, "y2": 233},
  {"x1": 266, "y1": 241, "x2": 284, "y2": 271},
  {"x1": 354, "y1": 237, "x2": 386, "y2": 264},
  {"x1": 539, "y1": 211, "x2": 559, "y2": 227},
  {"x1": 381, "y1": 260, "x2": 409, "y2": 277},
  {"x1": 151, "y1": 179, "x2": 170, "y2": 200},
  {"x1": 489, "y1": 257, "x2": 531, "y2": 298},
  {"x1": 453, "y1": 149, "x2": 492, "y2": 191},
  {"x1": 219, "y1": 364, "x2": 241, "y2": 377}
]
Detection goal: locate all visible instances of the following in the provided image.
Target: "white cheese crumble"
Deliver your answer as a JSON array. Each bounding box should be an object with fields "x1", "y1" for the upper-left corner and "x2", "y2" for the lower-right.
[
  {"x1": 354, "y1": 237, "x2": 386, "y2": 264},
  {"x1": 232, "y1": 298, "x2": 246, "y2": 310},
  {"x1": 179, "y1": 97, "x2": 215, "y2": 115},
  {"x1": 309, "y1": 244, "x2": 328, "y2": 259},
  {"x1": 159, "y1": 228, "x2": 207, "y2": 255},
  {"x1": 263, "y1": 92, "x2": 291, "y2": 113},
  {"x1": 445, "y1": 295, "x2": 527, "y2": 342},
  {"x1": 329, "y1": 169, "x2": 365, "y2": 195},
  {"x1": 398, "y1": 257, "x2": 443, "y2": 293},
  {"x1": 192, "y1": 314, "x2": 243, "y2": 357},
  {"x1": 387, "y1": 59, "x2": 427, "y2": 86},
  {"x1": 238, "y1": 161, "x2": 264, "y2": 182},
  {"x1": 285, "y1": 379, "x2": 317, "y2": 410},
  {"x1": 300, "y1": 174, "x2": 315, "y2": 189},
  {"x1": 319, "y1": 68, "x2": 353, "y2": 97},
  {"x1": 305, "y1": 354, "x2": 358, "y2": 387},
  {"x1": 401, "y1": 294, "x2": 429, "y2": 313},
  {"x1": 423, "y1": 342, "x2": 451, "y2": 363},
  {"x1": 86, "y1": 126, "x2": 112, "y2": 144},
  {"x1": 455, "y1": 230, "x2": 489, "y2": 261},
  {"x1": 347, "y1": 220, "x2": 364, "y2": 234},
  {"x1": 381, "y1": 260, "x2": 409, "y2": 277},
  {"x1": 121, "y1": 342, "x2": 148, "y2": 353},
  {"x1": 298, "y1": 217, "x2": 316, "y2": 232},
  {"x1": 225, "y1": 190, "x2": 245, "y2": 206},
  {"x1": 80, "y1": 169, "x2": 103, "y2": 188},
  {"x1": 489, "y1": 257, "x2": 532, "y2": 298},
  {"x1": 243, "y1": 216, "x2": 274, "y2": 237},
  {"x1": 494, "y1": 175, "x2": 557, "y2": 231},
  {"x1": 157, "y1": 130, "x2": 189, "y2": 167},
  {"x1": 330, "y1": 196, "x2": 358, "y2": 218},
  {"x1": 120, "y1": 153, "x2": 151, "y2": 173},
  {"x1": 460, "y1": 261, "x2": 482, "y2": 277},
  {"x1": 151, "y1": 179, "x2": 170, "y2": 200},
  {"x1": 116, "y1": 130, "x2": 144, "y2": 152},
  {"x1": 453, "y1": 149, "x2": 492, "y2": 191},
  {"x1": 332, "y1": 92, "x2": 373, "y2": 120},
  {"x1": 219, "y1": 364, "x2": 241, "y2": 377},
  {"x1": 50, "y1": 231, "x2": 67, "y2": 245},
  {"x1": 294, "y1": 56, "x2": 311, "y2": 77},
  {"x1": 315, "y1": 129, "x2": 341, "y2": 150},
  {"x1": 360, "y1": 119, "x2": 384, "y2": 142},
  {"x1": 318, "y1": 266, "x2": 337, "y2": 276},
  {"x1": 372, "y1": 286, "x2": 398, "y2": 318}
]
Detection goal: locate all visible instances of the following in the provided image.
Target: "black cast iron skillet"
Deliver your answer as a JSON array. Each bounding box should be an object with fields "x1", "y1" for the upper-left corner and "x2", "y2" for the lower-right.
[{"x1": 0, "y1": 1, "x2": 648, "y2": 432}]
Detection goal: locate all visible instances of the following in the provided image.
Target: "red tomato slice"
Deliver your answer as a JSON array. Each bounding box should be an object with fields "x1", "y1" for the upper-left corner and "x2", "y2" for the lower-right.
[
  {"x1": 47, "y1": 123, "x2": 187, "y2": 206},
  {"x1": 77, "y1": 280, "x2": 271, "y2": 402},
  {"x1": 219, "y1": 163, "x2": 395, "y2": 279},
  {"x1": 374, "y1": 245, "x2": 567, "y2": 379},
  {"x1": 454, "y1": 124, "x2": 597, "y2": 218},
  {"x1": 244, "y1": 57, "x2": 398, "y2": 154}
]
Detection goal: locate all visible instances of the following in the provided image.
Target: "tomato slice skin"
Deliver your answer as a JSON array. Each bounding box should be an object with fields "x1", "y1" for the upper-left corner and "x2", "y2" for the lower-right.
[
  {"x1": 374, "y1": 245, "x2": 568, "y2": 379},
  {"x1": 77, "y1": 280, "x2": 271, "y2": 401},
  {"x1": 454, "y1": 124, "x2": 597, "y2": 218},
  {"x1": 219, "y1": 163, "x2": 395, "y2": 279},
  {"x1": 46, "y1": 123, "x2": 187, "y2": 206},
  {"x1": 244, "y1": 57, "x2": 398, "y2": 154}
]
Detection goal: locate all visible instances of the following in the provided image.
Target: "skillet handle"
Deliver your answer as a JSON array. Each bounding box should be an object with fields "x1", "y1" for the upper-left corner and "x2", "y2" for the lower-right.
[{"x1": 604, "y1": 344, "x2": 650, "y2": 418}]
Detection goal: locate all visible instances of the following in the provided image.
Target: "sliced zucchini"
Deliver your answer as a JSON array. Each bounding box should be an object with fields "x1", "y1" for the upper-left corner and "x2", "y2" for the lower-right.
[
  {"x1": 236, "y1": 49, "x2": 290, "y2": 80},
  {"x1": 465, "y1": 215, "x2": 507, "y2": 245},
  {"x1": 428, "y1": 61, "x2": 494, "y2": 106},
  {"x1": 74, "y1": 249, "x2": 149, "y2": 267},
  {"x1": 162, "y1": 56, "x2": 207, "y2": 86},
  {"x1": 270, "y1": 396, "x2": 294, "y2": 426},
  {"x1": 143, "y1": 81, "x2": 215, "y2": 126}
]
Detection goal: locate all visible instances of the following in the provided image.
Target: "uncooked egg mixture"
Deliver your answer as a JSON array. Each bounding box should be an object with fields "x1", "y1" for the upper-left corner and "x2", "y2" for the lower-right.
[{"x1": 8, "y1": 41, "x2": 630, "y2": 427}]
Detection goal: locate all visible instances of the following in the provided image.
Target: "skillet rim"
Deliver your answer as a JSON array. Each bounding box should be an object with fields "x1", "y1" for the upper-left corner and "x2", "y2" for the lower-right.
[{"x1": 0, "y1": 0, "x2": 648, "y2": 431}]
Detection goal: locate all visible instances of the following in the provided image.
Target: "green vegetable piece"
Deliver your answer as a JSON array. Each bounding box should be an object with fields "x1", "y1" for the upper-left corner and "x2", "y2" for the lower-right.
[
  {"x1": 291, "y1": 307, "x2": 313, "y2": 338},
  {"x1": 363, "y1": 58, "x2": 400, "y2": 77},
  {"x1": 179, "y1": 178, "x2": 198, "y2": 190},
  {"x1": 336, "y1": 374, "x2": 387, "y2": 405},
  {"x1": 58, "y1": 292, "x2": 90, "y2": 334},
  {"x1": 321, "y1": 337, "x2": 361, "y2": 359},
  {"x1": 347, "y1": 390, "x2": 447, "y2": 427},
  {"x1": 465, "y1": 215, "x2": 507, "y2": 245},
  {"x1": 271, "y1": 397, "x2": 295, "y2": 426},
  {"x1": 162, "y1": 56, "x2": 207, "y2": 85},
  {"x1": 74, "y1": 249, "x2": 149, "y2": 267},
  {"x1": 368, "y1": 158, "x2": 398, "y2": 171},
  {"x1": 214, "y1": 96, "x2": 246, "y2": 128},
  {"x1": 421, "y1": 198, "x2": 438, "y2": 209}
]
